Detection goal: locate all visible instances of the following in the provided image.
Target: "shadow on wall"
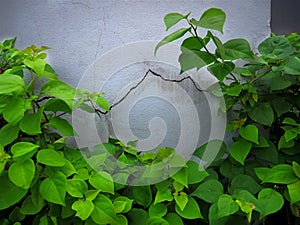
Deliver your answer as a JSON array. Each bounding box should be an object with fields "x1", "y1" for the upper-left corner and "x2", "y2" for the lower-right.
[{"x1": 271, "y1": 0, "x2": 300, "y2": 35}]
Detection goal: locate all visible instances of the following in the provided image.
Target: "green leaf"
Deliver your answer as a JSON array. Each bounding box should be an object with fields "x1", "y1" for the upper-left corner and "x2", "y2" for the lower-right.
[
  {"x1": 164, "y1": 12, "x2": 187, "y2": 31},
  {"x1": 91, "y1": 194, "x2": 117, "y2": 224},
  {"x1": 95, "y1": 96, "x2": 110, "y2": 111},
  {"x1": 39, "y1": 171, "x2": 66, "y2": 206},
  {"x1": 174, "y1": 195, "x2": 189, "y2": 211},
  {"x1": 230, "y1": 139, "x2": 252, "y2": 165},
  {"x1": 278, "y1": 135, "x2": 295, "y2": 150},
  {"x1": 222, "y1": 39, "x2": 253, "y2": 60},
  {"x1": 133, "y1": 185, "x2": 152, "y2": 208},
  {"x1": 226, "y1": 84, "x2": 243, "y2": 97},
  {"x1": 217, "y1": 194, "x2": 239, "y2": 218},
  {"x1": 255, "y1": 164, "x2": 298, "y2": 184},
  {"x1": 11, "y1": 142, "x2": 39, "y2": 161},
  {"x1": 253, "y1": 141, "x2": 278, "y2": 164},
  {"x1": 149, "y1": 203, "x2": 167, "y2": 218},
  {"x1": 249, "y1": 103, "x2": 274, "y2": 126},
  {"x1": 155, "y1": 28, "x2": 190, "y2": 54},
  {"x1": 154, "y1": 189, "x2": 173, "y2": 205},
  {"x1": 0, "y1": 74, "x2": 25, "y2": 95},
  {"x1": 0, "y1": 146, "x2": 10, "y2": 173},
  {"x1": 112, "y1": 215, "x2": 128, "y2": 225},
  {"x1": 40, "y1": 80, "x2": 76, "y2": 107},
  {"x1": 37, "y1": 149, "x2": 66, "y2": 167},
  {"x1": 181, "y1": 36, "x2": 208, "y2": 52},
  {"x1": 293, "y1": 162, "x2": 300, "y2": 178},
  {"x1": 72, "y1": 199, "x2": 94, "y2": 220},
  {"x1": 8, "y1": 159, "x2": 35, "y2": 189},
  {"x1": 258, "y1": 36, "x2": 293, "y2": 60},
  {"x1": 20, "y1": 185, "x2": 44, "y2": 215},
  {"x1": 24, "y1": 58, "x2": 46, "y2": 77},
  {"x1": 220, "y1": 159, "x2": 243, "y2": 179},
  {"x1": 191, "y1": 179, "x2": 223, "y2": 203},
  {"x1": 270, "y1": 73, "x2": 292, "y2": 91},
  {"x1": 283, "y1": 117, "x2": 298, "y2": 125},
  {"x1": 186, "y1": 160, "x2": 208, "y2": 184},
  {"x1": 230, "y1": 174, "x2": 262, "y2": 194},
  {"x1": 113, "y1": 196, "x2": 133, "y2": 213},
  {"x1": 239, "y1": 125, "x2": 259, "y2": 144},
  {"x1": 197, "y1": 8, "x2": 226, "y2": 33},
  {"x1": 271, "y1": 97, "x2": 292, "y2": 117},
  {"x1": 127, "y1": 209, "x2": 149, "y2": 225},
  {"x1": 257, "y1": 188, "x2": 284, "y2": 219},
  {"x1": 0, "y1": 123, "x2": 19, "y2": 147},
  {"x1": 179, "y1": 50, "x2": 214, "y2": 73},
  {"x1": 48, "y1": 116, "x2": 74, "y2": 136},
  {"x1": 288, "y1": 181, "x2": 300, "y2": 204},
  {"x1": 171, "y1": 167, "x2": 188, "y2": 187},
  {"x1": 44, "y1": 98, "x2": 72, "y2": 113},
  {"x1": 208, "y1": 61, "x2": 235, "y2": 81},
  {"x1": 175, "y1": 196, "x2": 203, "y2": 219},
  {"x1": 3, "y1": 98, "x2": 29, "y2": 124},
  {"x1": 89, "y1": 171, "x2": 114, "y2": 194},
  {"x1": 0, "y1": 172, "x2": 28, "y2": 210},
  {"x1": 146, "y1": 217, "x2": 168, "y2": 225},
  {"x1": 19, "y1": 109, "x2": 43, "y2": 135},
  {"x1": 164, "y1": 213, "x2": 184, "y2": 225},
  {"x1": 66, "y1": 179, "x2": 88, "y2": 198},
  {"x1": 281, "y1": 57, "x2": 300, "y2": 75}
]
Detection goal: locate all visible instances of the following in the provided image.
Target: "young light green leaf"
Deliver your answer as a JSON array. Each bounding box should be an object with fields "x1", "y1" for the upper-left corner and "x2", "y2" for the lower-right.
[
  {"x1": 24, "y1": 58, "x2": 46, "y2": 77},
  {"x1": 19, "y1": 109, "x2": 43, "y2": 135},
  {"x1": 91, "y1": 194, "x2": 118, "y2": 224},
  {"x1": 0, "y1": 123, "x2": 19, "y2": 147},
  {"x1": 39, "y1": 171, "x2": 67, "y2": 206},
  {"x1": 20, "y1": 185, "x2": 44, "y2": 215},
  {"x1": 66, "y1": 179, "x2": 88, "y2": 198},
  {"x1": 95, "y1": 96, "x2": 110, "y2": 111},
  {"x1": 113, "y1": 196, "x2": 133, "y2": 214},
  {"x1": 287, "y1": 181, "x2": 300, "y2": 204},
  {"x1": 293, "y1": 162, "x2": 300, "y2": 178},
  {"x1": 174, "y1": 195, "x2": 189, "y2": 211},
  {"x1": 175, "y1": 196, "x2": 203, "y2": 219},
  {"x1": 48, "y1": 117, "x2": 74, "y2": 136},
  {"x1": 196, "y1": 8, "x2": 226, "y2": 33},
  {"x1": 239, "y1": 125, "x2": 259, "y2": 144},
  {"x1": 149, "y1": 203, "x2": 168, "y2": 218},
  {"x1": 37, "y1": 149, "x2": 66, "y2": 167},
  {"x1": 89, "y1": 171, "x2": 114, "y2": 194},
  {"x1": 72, "y1": 199, "x2": 94, "y2": 220},
  {"x1": 229, "y1": 139, "x2": 252, "y2": 165},
  {"x1": 0, "y1": 74, "x2": 25, "y2": 95},
  {"x1": 8, "y1": 159, "x2": 35, "y2": 189},
  {"x1": 11, "y1": 142, "x2": 39, "y2": 161},
  {"x1": 155, "y1": 28, "x2": 190, "y2": 55},
  {"x1": 164, "y1": 12, "x2": 187, "y2": 31}
]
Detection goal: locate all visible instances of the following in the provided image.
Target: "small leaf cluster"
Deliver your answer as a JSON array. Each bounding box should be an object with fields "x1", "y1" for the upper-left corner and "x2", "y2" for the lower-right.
[{"x1": 155, "y1": 8, "x2": 300, "y2": 225}]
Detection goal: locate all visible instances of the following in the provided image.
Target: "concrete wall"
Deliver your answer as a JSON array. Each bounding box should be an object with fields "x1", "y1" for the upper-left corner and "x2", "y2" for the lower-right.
[{"x1": 0, "y1": 0, "x2": 271, "y2": 158}]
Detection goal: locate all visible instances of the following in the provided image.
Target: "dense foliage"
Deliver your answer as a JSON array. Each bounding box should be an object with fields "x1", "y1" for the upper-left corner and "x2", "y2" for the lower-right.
[{"x1": 0, "y1": 7, "x2": 299, "y2": 225}]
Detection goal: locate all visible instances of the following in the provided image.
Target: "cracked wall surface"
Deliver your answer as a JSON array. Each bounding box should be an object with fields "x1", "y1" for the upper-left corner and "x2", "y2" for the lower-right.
[{"x1": 0, "y1": 0, "x2": 271, "y2": 156}]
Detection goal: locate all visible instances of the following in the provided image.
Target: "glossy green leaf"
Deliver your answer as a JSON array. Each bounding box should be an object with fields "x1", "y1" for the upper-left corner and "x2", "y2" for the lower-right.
[
  {"x1": 37, "y1": 149, "x2": 66, "y2": 167},
  {"x1": 164, "y1": 213, "x2": 184, "y2": 225},
  {"x1": 11, "y1": 142, "x2": 39, "y2": 161},
  {"x1": 39, "y1": 171, "x2": 66, "y2": 206},
  {"x1": 127, "y1": 208, "x2": 149, "y2": 225},
  {"x1": 230, "y1": 174, "x2": 262, "y2": 194},
  {"x1": 24, "y1": 58, "x2": 46, "y2": 77},
  {"x1": 155, "y1": 28, "x2": 190, "y2": 54},
  {"x1": 217, "y1": 194, "x2": 239, "y2": 218},
  {"x1": 179, "y1": 50, "x2": 214, "y2": 73},
  {"x1": 293, "y1": 162, "x2": 300, "y2": 178},
  {"x1": 186, "y1": 160, "x2": 208, "y2": 184},
  {"x1": 20, "y1": 185, "x2": 44, "y2": 215},
  {"x1": 226, "y1": 84, "x2": 243, "y2": 97},
  {"x1": 0, "y1": 123, "x2": 19, "y2": 147},
  {"x1": 249, "y1": 103, "x2": 274, "y2": 126},
  {"x1": 281, "y1": 57, "x2": 300, "y2": 75},
  {"x1": 175, "y1": 196, "x2": 203, "y2": 219},
  {"x1": 174, "y1": 195, "x2": 189, "y2": 211},
  {"x1": 48, "y1": 116, "x2": 74, "y2": 136},
  {"x1": 253, "y1": 141, "x2": 278, "y2": 164},
  {"x1": 196, "y1": 8, "x2": 226, "y2": 33},
  {"x1": 0, "y1": 74, "x2": 25, "y2": 95},
  {"x1": 230, "y1": 139, "x2": 252, "y2": 165},
  {"x1": 208, "y1": 61, "x2": 235, "y2": 81},
  {"x1": 66, "y1": 179, "x2": 88, "y2": 198},
  {"x1": 19, "y1": 109, "x2": 43, "y2": 135},
  {"x1": 44, "y1": 98, "x2": 72, "y2": 113},
  {"x1": 191, "y1": 179, "x2": 223, "y2": 203},
  {"x1": 133, "y1": 185, "x2": 152, "y2": 207},
  {"x1": 222, "y1": 39, "x2": 253, "y2": 60},
  {"x1": 146, "y1": 217, "x2": 168, "y2": 225},
  {"x1": 171, "y1": 167, "x2": 188, "y2": 187},
  {"x1": 255, "y1": 164, "x2": 298, "y2": 184},
  {"x1": 8, "y1": 159, "x2": 35, "y2": 189},
  {"x1": 0, "y1": 172, "x2": 28, "y2": 210},
  {"x1": 91, "y1": 194, "x2": 117, "y2": 224},
  {"x1": 113, "y1": 196, "x2": 133, "y2": 213},
  {"x1": 89, "y1": 171, "x2": 114, "y2": 194},
  {"x1": 154, "y1": 189, "x2": 173, "y2": 205},
  {"x1": 239, "y1": 125, "x2": 259, "y2": 144},
  {"x1": 257, "y1": 188, "x2": 284, "y2": 219},
  {"x1": 164, "y1": 12, "x2": 187, "y2": 31},
  {"x1": 72, "y1": 199, "x2": 94, "y2": 220},
  {"x1": 95, "y1": 95, "x2": 110, "y2": 111},
  {"x1": 287, "y1": 181, "x2": 300, "y2": 204},
  {"x1": 3, "y1": 98, "x2": 28, "y2": 124},
  {"x1": 149, "y1": 203, "x2": 167, "y2": 218},
  {"x1": 181, "y1": 36, "x2": 208, "y2": 52}
]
